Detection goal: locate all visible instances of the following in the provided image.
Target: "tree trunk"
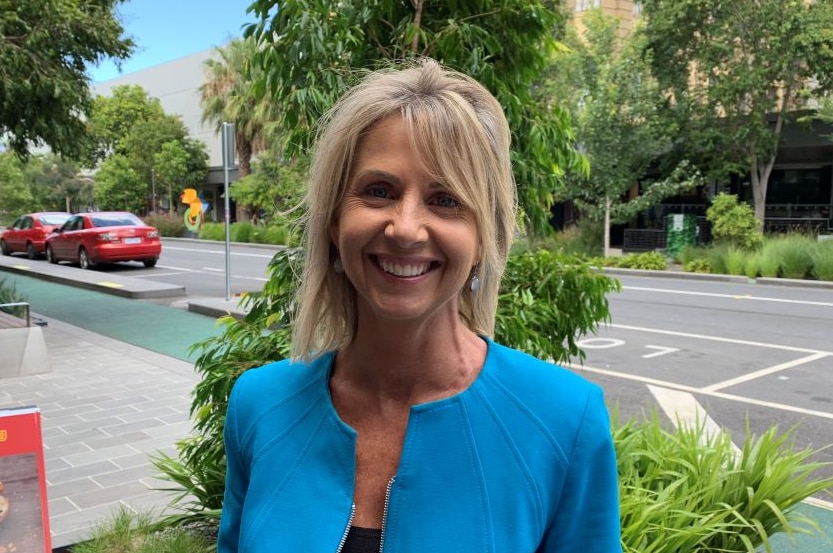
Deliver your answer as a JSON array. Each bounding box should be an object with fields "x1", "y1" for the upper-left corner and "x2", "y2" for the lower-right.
[
  {"x1": 411, "y1": 0, "x2": 425, "y2": 54},
  {"x1": 604, "y1": 194, "x2": 611, "y2": 258},
  {"x1": 65, "y1": 195, "x2": 71, "y2": 213},
  {"x1": 750, "y1": 110, "x2": 786, "y2": 226},
  {"x1": 235, "y1": 138, "x2": 254, "y2": 222}
]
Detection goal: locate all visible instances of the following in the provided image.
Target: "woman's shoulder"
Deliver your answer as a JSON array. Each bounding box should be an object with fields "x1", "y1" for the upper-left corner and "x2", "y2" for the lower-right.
[
  {"x1": 231, "y1": 354, "x2": 333, "y2": 410},
  {"x1": 479, "y1": 340, "x2": 607, "y2": 426}
]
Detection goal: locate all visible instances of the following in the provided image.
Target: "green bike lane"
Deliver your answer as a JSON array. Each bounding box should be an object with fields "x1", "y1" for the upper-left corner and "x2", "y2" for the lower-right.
[
  {"x1": 3, "y1": 270, "x2": 833, "y2": 551},
  {"x1": 2, "y1": 272, "x2": 224, "y2": 361}
]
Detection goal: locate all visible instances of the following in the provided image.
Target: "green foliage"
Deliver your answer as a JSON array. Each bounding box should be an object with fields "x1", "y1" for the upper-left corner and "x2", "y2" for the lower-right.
[
  {"x1": 23, "y1": 154, "x2": 93, "y2": 213},
  {"x1": 69, "y1": 507, "x2": 214, "y2": 553},
  {"x1": 87, "y1": 85, "x2": 167, "y2": 163},
  {"x1": 683, "y1": 258, "x2": 711, "y2": 274},
  {"x1": 725, "y1": 246, "x2": 747, "y2": 276},
  {"x1": 0, "y1": 0, "x2": 133, "y2": 160},
  {"x1": 676, "y1": 245, "x2": 708, "y2": 266},
  {"x1": 763, "y1": 234, "x2": 814, "y2": 280},
  {"x1": 811, "y1": 241, "x2": 833, "y2": 281},
  {"x1": 153, "y1": 250, "x2": 300, "y2": 526},
  {"x1": 640, "y1": 0, "x2": 833, "y2": 222},
  {"x1": 706, "y1": 244, "x2": 729, "y2": 275},
  {"x1": 245, "y1": 0, "x2": 584, "y2": 235},
  {"x1": 0, "y1": 152, "x2": 38, "y2": 214},
  {"x1": 617, "y1": 413, "x2": 833, "y2": 553},
  {"x1": 758, "y1": 244, "x2": 781, "y2": 278},
  {"x1": 0, "y1": 277, "x2": 28, "y2": 317},
  {"x1": 228, "y1": 150, "x2": 308, "y2": 221},
  {"x1": 589, "y1": 252, "x2": 668, "y2": 271},
  {"x1": 706, "y1": 194, "x2": 764, "y2": 249},
  {"x1": 495, "y1": 250, "x2": 621, "y2": 364},
  {"x1": 744, "y1": 252, "x2": 761, "y2": 280},
  {"x1": 143, "y1": 215, "x2": 187, "y2": 238},
  {"x1": 549, "y1": 10, "x2": 700, "y2": 249},
  {"x1": 93, "y1": 154, "x2": 146, "y2": 213},
  {"x1": 198, "y1": 223, "x2": 225, "y2": 241},
  {"x1": 200, "y1": 37, "x2": 280, "y2": 179},
  {"x1": 229, "y1": 222, "x2": 253, "y2": 243}
]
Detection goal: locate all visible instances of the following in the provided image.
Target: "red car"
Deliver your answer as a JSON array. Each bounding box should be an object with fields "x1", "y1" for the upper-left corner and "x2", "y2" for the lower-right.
[
  {"x1": 1, "y1": 212, "x2": 72, "y2": 259},
  {"x1": 45, "y1": 211, "x2": 161, "y2": 269}
]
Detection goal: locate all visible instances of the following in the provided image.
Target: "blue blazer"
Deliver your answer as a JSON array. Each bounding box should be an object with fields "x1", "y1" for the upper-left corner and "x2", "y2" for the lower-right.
[{"x1": 218, "y1": 338, "x2": 622, "y2": 552}]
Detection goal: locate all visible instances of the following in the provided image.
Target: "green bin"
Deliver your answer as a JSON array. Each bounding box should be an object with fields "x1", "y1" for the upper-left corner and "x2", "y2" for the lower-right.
[{"x1": 666, "y1": 214, "x2": 697, "y2": 259}]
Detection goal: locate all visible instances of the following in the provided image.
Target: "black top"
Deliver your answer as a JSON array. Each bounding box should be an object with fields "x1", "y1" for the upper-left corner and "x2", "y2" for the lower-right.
[{"x1": 342, "y1": 526, "x2": 382, "y2": 553}]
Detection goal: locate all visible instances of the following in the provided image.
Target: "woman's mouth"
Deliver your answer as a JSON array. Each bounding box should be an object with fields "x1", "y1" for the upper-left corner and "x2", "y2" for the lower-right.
[{"x1": 377, "y1": 258, "x2": 434, "y2": 277}]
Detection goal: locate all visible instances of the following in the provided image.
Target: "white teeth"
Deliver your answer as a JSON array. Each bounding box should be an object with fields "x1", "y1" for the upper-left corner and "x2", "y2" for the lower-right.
[{"x1": 379, "y1": 259, "x2": 430, "y2": 277}]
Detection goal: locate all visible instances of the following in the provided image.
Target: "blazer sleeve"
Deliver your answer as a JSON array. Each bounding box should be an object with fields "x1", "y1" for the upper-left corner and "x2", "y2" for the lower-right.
[
  {"x1": 217, "y1": 375, "x2": 249, "y2": 553},
  {"x1": 539, "y1": 386, "x2": 622, "y2": 552}
]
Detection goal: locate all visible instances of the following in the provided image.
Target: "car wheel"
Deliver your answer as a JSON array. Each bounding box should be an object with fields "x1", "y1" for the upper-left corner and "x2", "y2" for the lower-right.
[
  {"x1": 46, "y1": 245, "x2": 57, "y2": 264},
  {"x1": 143, "y1": 258, "x2": 158, "y2": 268},
  {"x1": 0, "y1": 240, "x2": 9, "y2": 256},
  {"x1": 26, "y1": 242, "x2": 37, "y2": 260},
  {"x1": 79, "y1": 248, "x2": 94, "y2": 270}
]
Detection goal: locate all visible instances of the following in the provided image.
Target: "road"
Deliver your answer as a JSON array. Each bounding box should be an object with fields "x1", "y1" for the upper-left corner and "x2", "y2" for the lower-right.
[
  {"x1": 93, "y1": 238, "x2": 281, "y2": 300},
  {"x1": 573, "y1": 274, "x2": 833, "y2": 501}
]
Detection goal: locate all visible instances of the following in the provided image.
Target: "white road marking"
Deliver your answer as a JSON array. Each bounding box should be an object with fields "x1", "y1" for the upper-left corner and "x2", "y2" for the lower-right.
[
  {"x1": 702, "y1": 352, "x2": 831, "y2": 393},
  {"x1": 648, "y1": 385, "x2": 741, "y2": 454},
  {"x1": 576, "y1": 338, "x2": 625, "y2": 349},
  {"x1": 566, "y1": 361, "x2": 833, "y2": 421},
  {"x1": 202, "y1": 267, "x2": 224, "y2": 272},
  {"x1": 642, "y1": 345, "x2": 680, "y2": 359},
  {"x1": 130, "y1": 272, "x2": 182, "y2": 278},
  {"x1": 163, "y1": 246, "x2": 274, "y2": 258},
  {"x1": 609, "y1": 323, "x2": 830, "y2": 355},
  {"x1": 623, "y1": 286, "x2": 833, "y2": 308}
]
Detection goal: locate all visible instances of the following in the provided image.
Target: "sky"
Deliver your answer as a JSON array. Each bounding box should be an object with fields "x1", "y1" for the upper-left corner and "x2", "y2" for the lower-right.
[{"x1": 88, "y1": 0, "x2": 257, "y2": 83}]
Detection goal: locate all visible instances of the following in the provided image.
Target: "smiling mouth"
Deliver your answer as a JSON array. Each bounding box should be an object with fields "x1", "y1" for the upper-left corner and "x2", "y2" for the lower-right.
[{"x1": 377, "y1": 257, "x2": 434, "y2": 277}]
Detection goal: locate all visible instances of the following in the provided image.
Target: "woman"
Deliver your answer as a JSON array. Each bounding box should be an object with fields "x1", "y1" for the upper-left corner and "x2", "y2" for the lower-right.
[{"x1": 218, "y1": 59, "x2": 621, "y2": 552}]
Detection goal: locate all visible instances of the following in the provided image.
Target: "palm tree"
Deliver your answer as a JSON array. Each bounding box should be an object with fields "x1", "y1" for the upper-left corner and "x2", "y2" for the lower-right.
[{"x1": 200, "y1": 37, "x2": 278, "y2": 181}]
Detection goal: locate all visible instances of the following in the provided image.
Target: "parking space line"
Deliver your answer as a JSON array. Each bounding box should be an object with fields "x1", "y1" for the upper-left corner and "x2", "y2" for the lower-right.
[
  {"x1": 610, "y1": 323, "x2": 830, "y2": 355},
  {"x1": 648, "y1": 385, "x2": 741, "y2": 454},
  {"x1": 702, "y1": 352, "x2": 831, "y2": 393},
  {"x1": 566, "y1": 362, "x2": 833, "y2": 422}
]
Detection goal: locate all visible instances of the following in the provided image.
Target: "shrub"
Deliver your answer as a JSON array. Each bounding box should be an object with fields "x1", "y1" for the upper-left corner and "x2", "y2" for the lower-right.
[
  {"x1": 677, "y1": 245, "x2": 708, "y2": 266},
  {"x1": 617, "y1": 414, "x2": 833, "y2": 553},
  {"x1": 229, "y1": 222, "x2": 254, "y2": 243},
  {"x1": 765, "y1": 234, "x2": 814, "y2": 279},
  {"x1": 0, "y1": 277, "x2": 28, "y2": 317},
  {"x1": 744, "y1": 252, "x2": 761, "y2": 280},
  {"x1": 811, "y1": 241, "x2": 833, "y2": 281},
  {"x1": 198, "y1": 222, "x2": 224, "y2": 241},
  {"x1": 70, "y1": 507, "x2": 214, "y2": 553},
  {"x1": 758, "y1": 241, "x2": 781, "y2": 278},
  {"x1": 707, "y1": 243, "x2": 729, "y2": 275},
  {"x1": 143, "y1": 214, "x2": 187, "y2": 237},
  {"x1": 684, "y1": 258, "x2": 711, "y2": 273},
  {"x1": 706, "y1": 193, "x2": 763, "y2": 249},
  {"x1": 621, "y1": 252, "x2": 668, "y2": 271},
  {"x1": 725, "y1": 246, "x2": 747, "y2": 276}
]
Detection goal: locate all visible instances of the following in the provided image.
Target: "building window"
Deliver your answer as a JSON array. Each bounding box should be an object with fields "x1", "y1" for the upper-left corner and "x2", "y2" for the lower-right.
[
  {"x1": 576, "y1": 0, "x2": 601, "y2": 12},
  {"x1": 633, "y1": 2, "x2": 644, "y2": 17}
]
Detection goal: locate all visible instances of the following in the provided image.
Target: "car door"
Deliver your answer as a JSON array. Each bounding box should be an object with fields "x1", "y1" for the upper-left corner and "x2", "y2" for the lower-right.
[
  {"x1": 5, "y1": 216, "x2": 29, "y2": 251},
  {"x1": 52, "y1": 216, "x2": 84, "y2": 259}
]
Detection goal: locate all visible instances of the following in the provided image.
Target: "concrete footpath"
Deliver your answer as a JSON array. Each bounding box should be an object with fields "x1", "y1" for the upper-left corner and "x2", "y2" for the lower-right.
[{"x1": 1, "y1": 254, "x2": 832, "y2": 551}]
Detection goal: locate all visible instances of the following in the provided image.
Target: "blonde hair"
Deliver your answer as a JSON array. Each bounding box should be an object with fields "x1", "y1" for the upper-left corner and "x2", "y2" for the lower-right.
[{"x1": 292, "y1": 58, "x2": 516, "y2": 360}]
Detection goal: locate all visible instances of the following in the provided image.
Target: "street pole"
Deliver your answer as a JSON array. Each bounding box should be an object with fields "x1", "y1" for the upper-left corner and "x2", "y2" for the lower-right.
[
  {"x1": 151, "y1": 167, "x2": 156, "y2": 214},
  {"x1": 222, "y1": 122, "x2": 236, "y2": 302}
]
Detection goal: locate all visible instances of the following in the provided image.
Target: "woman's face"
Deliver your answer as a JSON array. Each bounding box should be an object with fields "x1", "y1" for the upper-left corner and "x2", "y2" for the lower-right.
[{"x1": 331, "y1": 115, "x2": 480, "y2": 327}]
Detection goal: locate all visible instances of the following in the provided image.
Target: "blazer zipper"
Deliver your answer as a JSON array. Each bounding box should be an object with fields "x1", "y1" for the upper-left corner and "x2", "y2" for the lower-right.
[{"x1": 335, "y1": 476, "x2": 395, "y2": 553}]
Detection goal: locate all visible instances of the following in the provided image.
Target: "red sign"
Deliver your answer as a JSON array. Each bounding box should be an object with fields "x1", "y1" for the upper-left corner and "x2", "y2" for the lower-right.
[{"x1": 0, "y1": 406, "x2": 51, "y2": 552}]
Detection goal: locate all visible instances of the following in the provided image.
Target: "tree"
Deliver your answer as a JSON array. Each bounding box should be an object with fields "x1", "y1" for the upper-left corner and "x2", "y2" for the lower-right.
[
  {"x1": 244, "y1": 0, "x2": 586, "y2": 235},
  {"x1": 23, "y1": 154, "x2": 92, "y2": 213},
  {"x1": 86, "y1": 85, "x2": 169, "y2": 164},
  {"x1": 200, "y1": 37, "x2": 278, "y2": 180},
  {"x1": 94, "y1": 154, "x2": 144, "y2": 213},
  {"x1": 548, "y1": 9, "x2": 701, "y2": 256},
  {"x1": 0, "y1": 152, "x2": 36, "y2": 215},
  {"x1": 640, "y1": 0, "x2": 833, "y2": 223},
  {"x1": 229, "y1": 149, "x2": 308, "y2": 223},
  {"x1": 0, "y1": 0, "x2": 133, "y2": 160}
]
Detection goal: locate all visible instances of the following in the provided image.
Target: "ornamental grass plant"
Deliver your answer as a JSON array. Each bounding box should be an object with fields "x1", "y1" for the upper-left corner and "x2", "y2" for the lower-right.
[
  {"x1": 616, "y1": 413, "x2": 833, "y2": 553},
  {"x1": 810, "y1": 240, "x2": 833, "y2": 281}
]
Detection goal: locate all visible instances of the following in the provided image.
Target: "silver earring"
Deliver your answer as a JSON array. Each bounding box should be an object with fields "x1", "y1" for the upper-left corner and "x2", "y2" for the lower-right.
[
  {"x1": 469, "y1": 273, "x2": 481, "y2": 293},
  {"x1": 334, "y1": 258, "x2": 344, "y2": 273}
]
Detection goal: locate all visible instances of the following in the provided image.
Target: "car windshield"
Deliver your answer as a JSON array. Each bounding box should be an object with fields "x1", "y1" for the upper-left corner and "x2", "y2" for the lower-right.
[
  {"x1": 91, "y1": 214, "x2": 144, "y2": 227},
  {"x1": 39, "y1": 214, "x2": 70, "y2": 225}
]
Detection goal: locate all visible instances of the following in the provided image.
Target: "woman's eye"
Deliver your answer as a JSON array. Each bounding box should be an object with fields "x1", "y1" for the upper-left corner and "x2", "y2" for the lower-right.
[
  {"x1": 433, "y1": 193, "x2": 460, "y2": 209},
  {"x1": 366, "y1": 185, "x2": 390, "y2": 199}
]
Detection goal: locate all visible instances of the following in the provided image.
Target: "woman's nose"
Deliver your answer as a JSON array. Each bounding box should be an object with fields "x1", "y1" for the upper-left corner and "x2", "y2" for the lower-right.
[{"x1": 385, "y1": 198, "x2": 429, "y2": 247}]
